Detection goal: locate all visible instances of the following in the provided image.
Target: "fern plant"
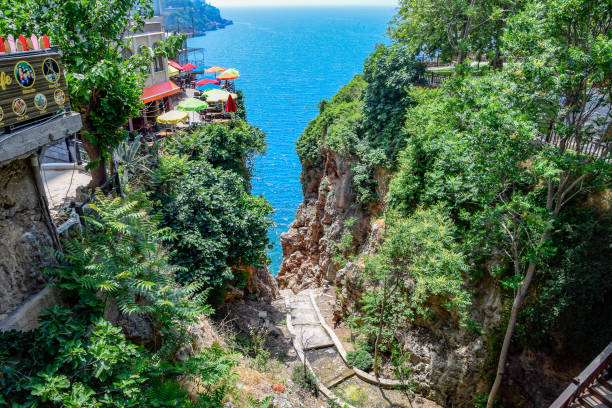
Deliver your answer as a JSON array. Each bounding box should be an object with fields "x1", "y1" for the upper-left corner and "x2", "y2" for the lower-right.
[{"x1": 47, "y1": 194, "x2": 210, "y2": 339}]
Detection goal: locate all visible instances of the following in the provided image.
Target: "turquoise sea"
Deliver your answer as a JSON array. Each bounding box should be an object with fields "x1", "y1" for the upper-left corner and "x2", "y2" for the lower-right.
[{"x1": 188, "y1": 6, "x2": 395, "y2": 275}]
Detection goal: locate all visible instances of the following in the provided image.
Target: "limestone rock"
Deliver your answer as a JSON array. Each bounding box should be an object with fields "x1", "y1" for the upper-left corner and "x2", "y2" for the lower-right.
[
  {"x1": 0, "y1": 159, "x2": 57, "y2": 320},
  {"x1": 277, "y1": 148, "x2": 372, "y2": 292}
]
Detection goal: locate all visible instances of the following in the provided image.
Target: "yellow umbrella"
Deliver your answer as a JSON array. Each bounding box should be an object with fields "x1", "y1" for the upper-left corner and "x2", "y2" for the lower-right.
[
  {"x1": 204, "y1": 89, "x2": 238, "y2": 103},
  {"x1": 168, "y1": 64, "x2": 179, "y2": 77},
  {"x1": 156, "y1": 110, "x2": 189, "y2": 124}
]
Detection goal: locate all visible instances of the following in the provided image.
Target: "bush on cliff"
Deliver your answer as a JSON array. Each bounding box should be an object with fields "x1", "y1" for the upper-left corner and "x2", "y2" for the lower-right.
[
  {"x1": 297, "y1": 46, "x2": 425, "y2": 205},
  {"x1": 152, "y1": 122, "x2": 273, "y2": 296}
]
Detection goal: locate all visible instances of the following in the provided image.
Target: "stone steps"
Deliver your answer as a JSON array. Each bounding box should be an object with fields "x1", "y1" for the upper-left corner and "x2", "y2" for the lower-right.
[{"x1": 285, "y1": 291, "x2": 334, "y2": 350}]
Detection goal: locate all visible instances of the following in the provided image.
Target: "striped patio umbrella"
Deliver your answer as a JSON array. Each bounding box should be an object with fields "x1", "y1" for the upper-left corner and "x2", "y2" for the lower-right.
[
  {"x1": 203, "y1": 89, "x2": 238, "y2": 103},
  {"x1": 205, "y1": 66, "x2": 225, "y2": 74},
  {"x1": 217, "y1": 68, "x2": 240, "y2": 80}
]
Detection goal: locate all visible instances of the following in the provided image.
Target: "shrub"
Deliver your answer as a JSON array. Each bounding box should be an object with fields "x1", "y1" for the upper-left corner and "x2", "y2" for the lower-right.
[
  {"x1": 153, "y1": 157, "x2": 273, "y2": 290},
  {"x1": 0, "y1": 195, "x2": 238, "y2": 407},
  {"x1": 47, "y1": 194, "x2": 209, "y2": 339},
  {"x1": 346, "y1": 350, "x2": 373, "y2": 372},
  {"x1": 292, "y1": 365, "x2": 317, "y2": 396},
  {"x1": 152, "y1": 122, "x2": 274, "y2": 295}
]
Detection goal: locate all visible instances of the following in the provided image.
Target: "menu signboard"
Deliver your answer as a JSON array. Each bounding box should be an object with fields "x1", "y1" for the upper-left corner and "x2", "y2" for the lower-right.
[{"x1": 0, "y1": 49, "x2": 70, "y2": 129}]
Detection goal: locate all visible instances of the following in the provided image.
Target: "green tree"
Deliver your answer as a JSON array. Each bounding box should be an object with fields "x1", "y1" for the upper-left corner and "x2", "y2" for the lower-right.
[
  {"x1": 152, "y1": 122, "x2": 273, "y2": 295},
  {"x1": 390, "y1": 0, "x2": 523, "y2": 66},
  {"x1": 4, "y1": 0, "x2": 182, "y2": 187},
  {"x1": 353, "y1": 206, "x2": 470, "y2": 376},
  {"x1": 486, "y1": 0, "x2": 612, "y2": 404},
  {"x1": 362, "y1": 44, "x2": 425, "y2": 160}
]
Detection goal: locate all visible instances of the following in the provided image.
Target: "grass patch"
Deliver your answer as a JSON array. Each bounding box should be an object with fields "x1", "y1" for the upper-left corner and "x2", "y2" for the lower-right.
[{"x1": 340, "y1": 384, "x2": 368, "y2": 407}]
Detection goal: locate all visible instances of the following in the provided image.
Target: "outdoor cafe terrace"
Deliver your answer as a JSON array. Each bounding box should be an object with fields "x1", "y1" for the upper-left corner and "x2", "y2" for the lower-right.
[{"x1": 140, "y1": 63, "x2": 241, "y2": 144}]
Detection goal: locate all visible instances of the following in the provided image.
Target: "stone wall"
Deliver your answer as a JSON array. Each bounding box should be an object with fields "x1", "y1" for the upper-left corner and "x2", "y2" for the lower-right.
[{"x1": 0, "y1": 158, "x2": 57, "y2": 321}]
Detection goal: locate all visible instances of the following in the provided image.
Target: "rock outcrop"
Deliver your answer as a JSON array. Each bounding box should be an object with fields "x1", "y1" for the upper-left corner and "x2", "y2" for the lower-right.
[
  {"x1": 0, "y1": 159, "x2": 57, "y2": 321},
  {"x1": 277, "y1": 148, "x2": 372, "y2": 292}
]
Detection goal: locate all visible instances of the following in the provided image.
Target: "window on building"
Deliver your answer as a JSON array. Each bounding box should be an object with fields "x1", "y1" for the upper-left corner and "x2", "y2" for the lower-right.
[{"x1": 153, "y1": 42, "x2": 164, "y2": 72}]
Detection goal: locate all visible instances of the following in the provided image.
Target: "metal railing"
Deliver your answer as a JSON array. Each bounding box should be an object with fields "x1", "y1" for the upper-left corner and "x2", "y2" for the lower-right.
[
  {"x1": 419, "y1": 71, "x2": 449, "y2": 87},
  {"x1": 541, "y1": 133, "x2": 612, "y2": 162},
  {"x1": 549, "y1": 342, "x2": 612, "y2": 408}
]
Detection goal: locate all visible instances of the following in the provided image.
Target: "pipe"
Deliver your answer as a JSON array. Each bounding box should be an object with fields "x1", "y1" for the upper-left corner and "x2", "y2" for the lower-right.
[
  {"x1": 30, "y1": 152, "x2": 63, "y2": 251},
  {"x1": 41, "y1": 163, "x2": 85, "y2": 171}
]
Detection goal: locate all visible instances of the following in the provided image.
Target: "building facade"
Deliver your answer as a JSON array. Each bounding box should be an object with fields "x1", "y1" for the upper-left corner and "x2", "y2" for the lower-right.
[{"x1": 125, "y1": 15, "x2": 181, "y2": 133}]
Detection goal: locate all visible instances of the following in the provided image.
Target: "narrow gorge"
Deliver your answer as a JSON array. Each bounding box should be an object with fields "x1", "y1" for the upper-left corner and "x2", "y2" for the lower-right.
[{"x1": 275, "y1": 25, "x2": 612, "y2": 404}]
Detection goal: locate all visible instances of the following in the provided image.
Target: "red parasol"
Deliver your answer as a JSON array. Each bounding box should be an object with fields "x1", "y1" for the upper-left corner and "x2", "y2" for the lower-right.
[
  {"x1": 195, "y1": 78, "x2": 220, "y2": 86},
  {"x1": 225, "y1": 94, "x2": 237, "y2": 113},
  {"x1": 182, "y1": 63, "x2": 198, "y2": 71}
]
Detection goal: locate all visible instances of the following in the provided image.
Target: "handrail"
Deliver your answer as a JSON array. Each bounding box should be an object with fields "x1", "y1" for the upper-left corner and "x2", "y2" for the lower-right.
[{"x1": 549, "y1": 342, "x2": 612, "y2": 408}]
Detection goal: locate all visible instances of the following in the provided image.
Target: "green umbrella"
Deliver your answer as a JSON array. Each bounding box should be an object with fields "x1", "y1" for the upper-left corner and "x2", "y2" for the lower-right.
[{"x1": 177, "y1": 97, "x2": 209, "y2": 111}]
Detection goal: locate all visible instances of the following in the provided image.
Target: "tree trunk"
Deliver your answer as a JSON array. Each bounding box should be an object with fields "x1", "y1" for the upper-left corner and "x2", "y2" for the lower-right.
[
  {"x1": 491, "y1": 46, "x2": 503, "y2": 70},
  {"x1": 486, "y1": 229, "x2": 551, "y2": 408},
  {"x1": 80, "y1": 131, "x2": 107, "y2": 188}
]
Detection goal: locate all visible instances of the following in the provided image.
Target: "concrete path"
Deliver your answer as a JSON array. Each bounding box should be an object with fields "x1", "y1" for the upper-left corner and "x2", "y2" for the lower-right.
[
  {"x1": 282, "y1": 288, "x2": 442, "y2": 408},
  {"x1": 280, "y1": 289, "x2": 357, "y2": 408},
  {"x1": 42, "y1": 167, "x2": 91, "y2": 217},
  {"x1": 282, "y1": 289, "x2": 334, "y2": 351}
]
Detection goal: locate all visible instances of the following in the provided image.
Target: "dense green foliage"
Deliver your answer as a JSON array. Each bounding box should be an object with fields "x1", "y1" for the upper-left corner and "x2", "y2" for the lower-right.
[
  {"x1": 300, "y1": 0, "x2": 612, "y2": 402},
  {"x1": 49, "y1": 196, "x2": 209, "y2": 337},
  {"x1": 361, "y1": 44, "x2": 425, "y2": 158},
  {"x1": 0, "y1": 196, "x2": 238, "y2": 407},
  {"x1": 297, "y1": 75, "x2": 367, "y2": 164},
  {"x1": 151, "y1": 121, "x2": 273, "y2": 294},
  {"x1": 297, "y1": 45, "x2": 425, "y2": 204},
  {"x1": 346, "y1": 350, "x2": 373, "y2": 372}
]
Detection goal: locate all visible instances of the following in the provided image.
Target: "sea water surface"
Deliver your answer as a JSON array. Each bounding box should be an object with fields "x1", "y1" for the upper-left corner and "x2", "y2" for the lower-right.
[{"x1": 188, "y1": 7, "x2": 395, "y2": 275}]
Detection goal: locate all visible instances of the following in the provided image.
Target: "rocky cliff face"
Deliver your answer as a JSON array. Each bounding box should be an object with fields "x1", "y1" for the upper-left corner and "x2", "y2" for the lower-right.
[{"x1": 277, "y1": 148, "x2": 372, "y2": 292}]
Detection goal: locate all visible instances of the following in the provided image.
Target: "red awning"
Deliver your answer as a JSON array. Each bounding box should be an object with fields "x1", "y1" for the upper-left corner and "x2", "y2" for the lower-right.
[
  {"x1": 141, "y1": 80, "x2": 181, "y2": 103},
  {"x1": 168, "y1": 60, "x2": 183, "y2": 70}
]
